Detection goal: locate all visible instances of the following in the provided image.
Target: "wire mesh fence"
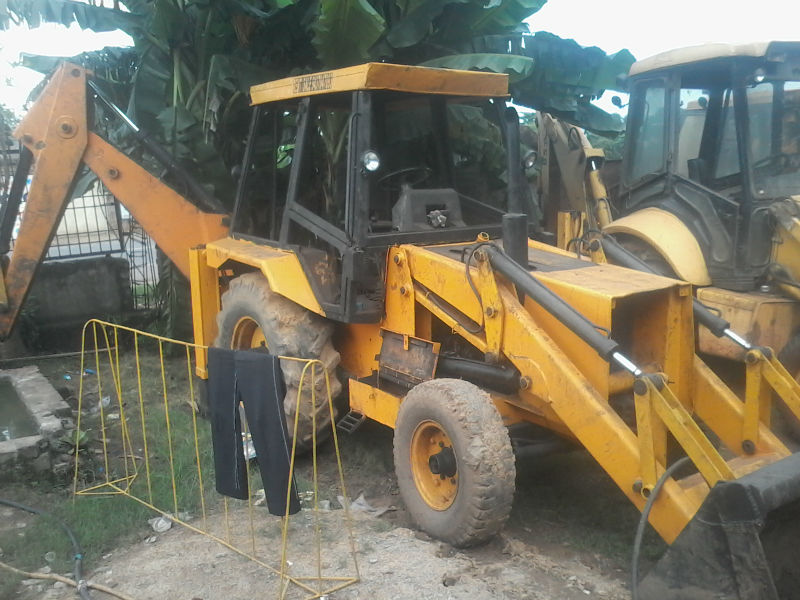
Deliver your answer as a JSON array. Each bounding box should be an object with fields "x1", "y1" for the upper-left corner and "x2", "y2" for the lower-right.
[
  {"x1": 73, "y1": 320, "x2": 360, "y2": 599},
  {"x1": 0, "y1": 148, "x2": 160, "y2": 311}
]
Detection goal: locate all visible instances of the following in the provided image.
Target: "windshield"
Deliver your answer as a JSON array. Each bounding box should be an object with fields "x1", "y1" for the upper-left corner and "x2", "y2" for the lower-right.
[
  {"x1": 367, "y1": 93, "x2": 509, "y2": 234},
  {"x1": 748, "y1": 80, "x2": 800, "y2": 198}
]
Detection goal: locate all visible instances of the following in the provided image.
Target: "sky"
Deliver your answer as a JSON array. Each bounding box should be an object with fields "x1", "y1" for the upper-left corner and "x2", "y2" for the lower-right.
[{"x1": 0, "y1": 0, "x2": 798, "y2": 116}]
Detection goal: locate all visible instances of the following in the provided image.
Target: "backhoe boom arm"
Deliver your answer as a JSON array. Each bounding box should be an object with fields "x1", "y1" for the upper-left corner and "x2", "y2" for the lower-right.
[{"x1": 0, "y1": 63, "x2": 229, "y2": 339}]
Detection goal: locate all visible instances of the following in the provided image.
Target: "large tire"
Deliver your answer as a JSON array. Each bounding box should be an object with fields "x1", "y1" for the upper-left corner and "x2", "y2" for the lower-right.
[
  {"x1": 393, "y1": 379, "x2": 516, "y2": 547},
  {"x1": 776, "y1": 334, "x2": 800, "y2": 445},
  {"x1": 215, "y1": 272, "x2": 342, "y2": 453}
]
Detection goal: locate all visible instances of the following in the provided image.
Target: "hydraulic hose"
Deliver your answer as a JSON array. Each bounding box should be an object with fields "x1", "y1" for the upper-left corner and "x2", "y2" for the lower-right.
[
  {"x1": 0, "y1": 497, "x2": 91, "y2": 600},
  {"x1": 485, "y1": 244, "x2": 620, "y2": 360},
  {"x1": 630, "y1": 457, "x2": 692, "y2": 600}
]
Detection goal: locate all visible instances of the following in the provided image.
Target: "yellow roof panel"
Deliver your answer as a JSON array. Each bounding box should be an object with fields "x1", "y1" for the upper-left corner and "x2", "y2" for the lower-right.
[{"x1": 250, "y1": 62, "x2": 508, "y2": 105}]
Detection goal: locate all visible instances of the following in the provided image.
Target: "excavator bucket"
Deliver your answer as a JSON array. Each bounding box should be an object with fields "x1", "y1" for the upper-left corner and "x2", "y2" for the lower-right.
[{"x1": 639, "y1": 452, "x2": 800, "y2": 600}]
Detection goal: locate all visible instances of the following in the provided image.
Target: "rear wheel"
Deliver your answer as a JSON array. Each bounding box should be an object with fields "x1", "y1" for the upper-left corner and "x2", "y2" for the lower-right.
[
  {"x1": 215, "y1": 272, "x2": 341, "y2": 453},
  {"x1": 393, "y1": 379, "x2": 515, "y2": 547}
]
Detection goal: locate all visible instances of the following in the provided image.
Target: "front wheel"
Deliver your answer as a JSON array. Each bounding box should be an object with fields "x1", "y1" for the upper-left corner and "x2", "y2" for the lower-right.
[{"x1": 393, "y1": 379, "x2": 516, "y2": 547}]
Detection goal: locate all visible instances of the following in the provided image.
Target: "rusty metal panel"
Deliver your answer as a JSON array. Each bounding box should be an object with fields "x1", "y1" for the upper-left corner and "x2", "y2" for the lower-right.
[{"x1": 377, "y1": 330, "x2": 440, "y2": 389}]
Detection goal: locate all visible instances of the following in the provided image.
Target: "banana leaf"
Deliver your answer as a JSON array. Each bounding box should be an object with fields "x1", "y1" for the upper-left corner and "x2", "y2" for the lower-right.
[{"x1": 312, "y1": 0, "x2": 386, "y2": 68}]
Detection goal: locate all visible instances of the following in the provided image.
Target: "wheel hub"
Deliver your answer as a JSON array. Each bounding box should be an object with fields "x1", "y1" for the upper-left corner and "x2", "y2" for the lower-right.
[
  {"x1": 231, "y1": 316, "x2": 268, "y2": 350},
  {"x1": 428, "y1": 446, "x2": 457, "y2": 478},
  {"x1": 410, "y1": 420, "x2": 458, "y2": 510}
]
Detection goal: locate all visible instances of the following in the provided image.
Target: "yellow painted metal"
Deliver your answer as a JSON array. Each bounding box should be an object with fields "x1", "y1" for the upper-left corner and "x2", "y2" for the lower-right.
[
  {"x1": 204, "y1": 237, "x2": 324, "y2": 316},
  {"x1": 335, "y1": 324, "x2": 383, "y2": 379},
  {"x1": 336, "y1": 238, "x2": 800, "y2": 544},
  {"x1": 474, "y1": 252, "x2": 504, "y2": 361},
  {"x1": 527, "y1": 263, "x2": 684, "y2": 399},
  {"x1": 189, "y1": 248, "x2": 221, "y2": 379},
  {"x1": 691, "y1": 356, "x2": 789, "y2": 456},
  {"x1": 231, "y1": 316, "x2": 268, "y2": 349},
  {"x1": 0, "y1": 252, "x2": 9, "y2": 309},
  {"x1": 496, "y1": 283, "x2": 699, "y2": 543},
  {"x1": 587, "y1": 168, "x2": 613, "y2": 228},
  {"x1": 772, "y1": 199, "x2": 800, "y2": 298},
  {"x1": 633, "y1": 386, "x2": 659, "y2": 494},
  {"x1": 407, "y1": 247, "x2": 484, "y2": 326},
  {"x1": 410, "y1": 420, "x2": 458, "y2": 510},
  {"x1": 646, "y1": 376, "x2": 735, "y2": 488},
  {"x1": 603, "y1": 207, "x2": 712, "y2": 286},
  {"x1": 756, "y1": 350, "x2": 800, "y2": 424},
  {"x1": 696, "y1": 287, "x2": 800, "y2": 360},
  {"x1": 744, "y1": 358, "x2": 771, "y2": 444},
  {"x1": 556, "y1": 211, "x2": 584, "y2": 251},
  {"x1": 1, "y1": 63, "x2": 89, "y2": 337},
  {"x1": 384, "y1": 248, "x2": 416, "y2": 336},
  {"x1": 84, "y1": 134, "x2": 229, "y2": 278},
  {"x1": 250, "y1": 62, "x2": 508, "y2": 105},
  {"x1": 348, "y1": 378, "x2": 401, "y2": 428}
]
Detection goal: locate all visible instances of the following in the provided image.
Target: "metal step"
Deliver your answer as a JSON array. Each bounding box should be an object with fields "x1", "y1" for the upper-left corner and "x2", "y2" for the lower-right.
[{"x1": 337, "y1": 411, "x2": 366, "y2": 434}]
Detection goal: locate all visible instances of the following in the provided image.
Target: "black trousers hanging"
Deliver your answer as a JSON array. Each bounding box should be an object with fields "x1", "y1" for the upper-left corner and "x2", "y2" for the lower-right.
[{"x1": 207, "y1": 347, "x2": 301, "y2": 516}]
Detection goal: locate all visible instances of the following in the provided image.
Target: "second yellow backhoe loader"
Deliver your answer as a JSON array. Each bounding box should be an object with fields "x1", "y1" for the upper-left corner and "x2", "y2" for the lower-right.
[
  {"x1": 537, "y1": 42, "x2": 800, "y2": 445},
  {"x1": 6, "y1": 59, "x2": 800, "y2": 599}
]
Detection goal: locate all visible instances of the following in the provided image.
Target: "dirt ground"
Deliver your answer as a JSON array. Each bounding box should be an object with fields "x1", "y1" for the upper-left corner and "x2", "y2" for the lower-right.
[
  {"x1": 8, "y1": 423, "x2": 641, "y2": 600},
  {"x1": 3, "y1": 353, "x2": 651, "y2": 600}
]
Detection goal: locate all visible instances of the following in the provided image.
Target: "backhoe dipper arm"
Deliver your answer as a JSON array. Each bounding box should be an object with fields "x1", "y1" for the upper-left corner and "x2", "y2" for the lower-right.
[{"x1": 0, "y1": 63, "x2": 229, "y2": 339}]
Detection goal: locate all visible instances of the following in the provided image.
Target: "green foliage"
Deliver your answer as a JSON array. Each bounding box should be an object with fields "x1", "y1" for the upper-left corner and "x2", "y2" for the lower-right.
[
  {"x1": 0, "y1": 103, "x2": 17, "y2": 148},
  {"x1": 1, "y1": 0, "x2": 138, "y2": 32},
  {"x1": 586, "y1": 130, "x2": 626, "y2": 161},
  {"x1": 467, "y1": 0, "x2": 547, "y2": 34},
  {"x1": 422, "y1": 53, "x2": 534, "y2": 82},
  {"x1": 312, "y1": 0, "x2": 386, "y2": 68},
  {"x1": 385, "y1": 0, "x2": 468, "y2": 49},
  {"x1": 4, "y1": 0, "x2": 636, "y2": 219}
]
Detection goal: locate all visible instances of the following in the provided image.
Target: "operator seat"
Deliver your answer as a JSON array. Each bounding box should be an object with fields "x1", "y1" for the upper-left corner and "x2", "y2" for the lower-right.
[{"x1": 392, "y1": 187, "x2": 466, "y2": 232}]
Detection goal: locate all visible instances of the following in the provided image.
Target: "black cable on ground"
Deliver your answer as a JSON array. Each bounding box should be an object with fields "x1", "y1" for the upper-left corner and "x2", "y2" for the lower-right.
[
  {"x1": 0, "y1": 497, "x2": 92, "y2": 600},
  {"x1": 630, "y1": 457, "x2": 691, "y2": 600}
]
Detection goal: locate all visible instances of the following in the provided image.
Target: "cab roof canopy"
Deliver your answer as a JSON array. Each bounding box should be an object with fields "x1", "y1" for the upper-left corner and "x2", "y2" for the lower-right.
[
  {"x1": 629, "y1": 41, "x2": 800, "y2": 76},
  {"x1": 250, "y1": 62, "x2": 509, "y2": 105}
]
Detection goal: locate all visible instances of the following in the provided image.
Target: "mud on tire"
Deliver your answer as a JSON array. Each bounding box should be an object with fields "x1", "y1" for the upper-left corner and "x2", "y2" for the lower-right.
[
  {"x1": 215, "y1": 272, "x2": 342, "y2": 453},
  {"x1": 393, "y1": 379, "x2": 516, "y2": 548}
]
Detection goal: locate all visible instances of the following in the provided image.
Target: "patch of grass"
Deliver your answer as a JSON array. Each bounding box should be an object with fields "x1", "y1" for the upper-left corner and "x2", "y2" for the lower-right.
[{"x1": 0, "y1": 402, "x2": 215, "y2": 598}]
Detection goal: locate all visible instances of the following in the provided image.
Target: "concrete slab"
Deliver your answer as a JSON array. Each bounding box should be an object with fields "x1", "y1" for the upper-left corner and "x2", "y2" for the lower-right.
[{"x1": 0, "y1": 366, "x2": 70, "y2": 471}]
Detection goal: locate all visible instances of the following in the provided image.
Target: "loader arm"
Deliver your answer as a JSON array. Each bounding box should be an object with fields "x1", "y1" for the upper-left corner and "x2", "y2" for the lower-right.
[{"x1": 0, "y1": 63, "x2": 229, "y2": 339}]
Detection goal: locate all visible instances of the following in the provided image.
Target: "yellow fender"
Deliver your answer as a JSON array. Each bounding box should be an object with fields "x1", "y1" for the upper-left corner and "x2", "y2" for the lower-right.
[{"x1": 603, "y1": 207, "x2": 712, "y2": 286}]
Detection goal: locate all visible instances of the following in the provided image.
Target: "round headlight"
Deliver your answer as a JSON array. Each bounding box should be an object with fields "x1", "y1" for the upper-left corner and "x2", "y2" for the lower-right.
[
  {"x1": 362, "y1": 151, "x2": 381, "y2": 172},
  {"x1": 522, "y1": 150, "x2": 537, "y2": 170}
]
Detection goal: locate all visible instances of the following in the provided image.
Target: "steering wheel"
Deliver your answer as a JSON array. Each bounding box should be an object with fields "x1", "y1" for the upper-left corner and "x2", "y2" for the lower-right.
[{"x1": 378, "y1": 166, "x2": 432, "y2": 191}]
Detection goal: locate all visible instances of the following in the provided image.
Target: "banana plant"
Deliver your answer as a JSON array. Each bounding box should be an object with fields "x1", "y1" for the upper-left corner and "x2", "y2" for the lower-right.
[{"x1": 6, "y1": 0, "x2": 635, "y2": 202}]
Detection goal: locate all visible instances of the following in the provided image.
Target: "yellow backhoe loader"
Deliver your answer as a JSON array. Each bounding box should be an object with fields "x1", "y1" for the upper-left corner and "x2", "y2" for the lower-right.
[
  {"x1": 537, "y1": 42, "x2": 800, "y2": 403},
  {"x1": 6, "y1": 59, "x2": 800, "y2": 599}
]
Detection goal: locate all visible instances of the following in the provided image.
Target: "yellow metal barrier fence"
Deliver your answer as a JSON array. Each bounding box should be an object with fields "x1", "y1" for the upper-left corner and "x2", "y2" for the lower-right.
[{"x1": 72, "y1": 319, "x2": 360, "y2": 599}]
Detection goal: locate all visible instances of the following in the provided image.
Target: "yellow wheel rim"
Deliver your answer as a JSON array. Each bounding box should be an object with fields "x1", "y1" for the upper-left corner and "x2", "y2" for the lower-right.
[
  {"x1": 410, "y1": 420, "x2": 458, "y2": 511},
  {"x1": 231, "y1": 316, "x2": 268, "y2": 350}
]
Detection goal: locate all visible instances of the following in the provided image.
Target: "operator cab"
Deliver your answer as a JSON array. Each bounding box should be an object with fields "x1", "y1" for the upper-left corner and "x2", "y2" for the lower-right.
[
  {"x1": 231, "y1": 64, "x2": 523, "y2": 323},
  {"x1": 619, "y1": 42, "x2": 800, "y2": 290}
]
